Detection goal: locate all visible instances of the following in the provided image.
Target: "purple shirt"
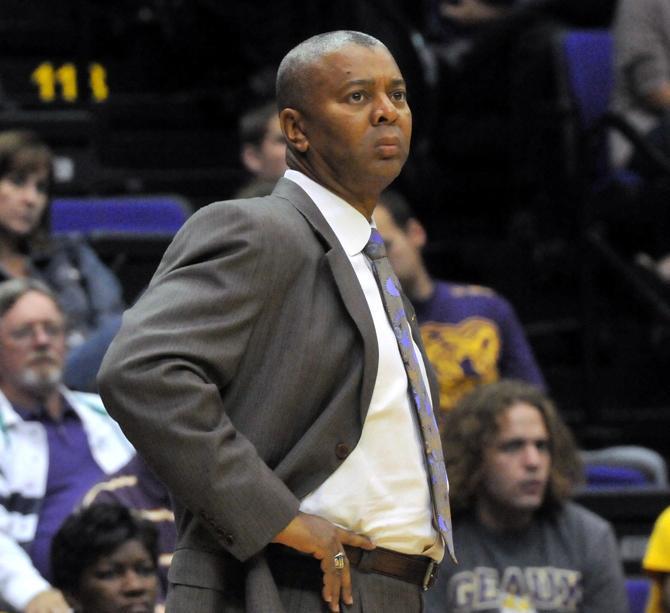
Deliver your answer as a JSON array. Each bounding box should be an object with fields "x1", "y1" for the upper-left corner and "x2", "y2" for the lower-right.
[
  {"x1": 85, "y1": 455, "x2": 176, "y2": 603},
  {"x1": 15, "y1": 400, "x2": 105, "y2": 581},
  {"x1": 414, "y1": 281, "x2": 545, "y2": 423}
]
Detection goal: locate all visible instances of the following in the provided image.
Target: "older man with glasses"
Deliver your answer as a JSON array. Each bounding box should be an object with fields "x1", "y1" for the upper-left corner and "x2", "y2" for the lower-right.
[{"x1": 0, "y1": 278, "x2": 133, "y2": 613}]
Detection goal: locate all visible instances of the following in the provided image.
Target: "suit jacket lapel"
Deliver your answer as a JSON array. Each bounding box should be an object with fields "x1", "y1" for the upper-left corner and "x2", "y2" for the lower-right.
[{"x1": 272, "y1": 179, "x2": 379, "y2": 423}]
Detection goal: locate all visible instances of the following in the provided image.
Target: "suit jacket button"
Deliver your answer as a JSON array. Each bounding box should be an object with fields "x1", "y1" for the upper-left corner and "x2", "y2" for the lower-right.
[
  {"x1": 335, "y1": 443, "x2": 350, "y2": 460},
  {"x1": 224, "y1": 533, "x2": 234, "y2": 546}
]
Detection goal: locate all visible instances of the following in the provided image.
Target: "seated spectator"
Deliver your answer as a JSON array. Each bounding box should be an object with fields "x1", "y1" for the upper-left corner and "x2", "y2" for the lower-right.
[
  {"x1": 0, "y1": 278, "x2": 134, "y2": 613},
  {"x1": 422, "y1": 0, "x2": 616, "y2": 229},
  {"x1": 611, "y1": 0, "x2": 670, "y2": 172},
  {"x1": 0, "y1": 130, "x2": 125, "y2": 391},
  {"x1": 374, "y1": 191, "x2": 545, "y2": 427},
  {"x1": 81, "y1": 455, "x2": 176, "y2": 603},
  {"x1": 642, "y1": 506, "x2": 670, "y2": 613},
  {"x1": 234, "y1": 100, "x2": 287, "y2": 198},
  {"x1": 611, "y1": 0, "x2": 670, "y2": 282},
  {"x1": 424, "y1": 380, "x2": 628, "y2": 612},
  {"x1": 428, "y1": 0, "x2": 515, "y2": 57},
  {"x1": 51, "y1": 503, "x2": 159, "y2": 613}
]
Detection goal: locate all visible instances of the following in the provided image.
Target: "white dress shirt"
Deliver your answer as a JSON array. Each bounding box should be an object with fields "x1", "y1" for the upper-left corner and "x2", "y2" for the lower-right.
[{"x1": 286, "y1": 170, "x2": 442, "y2": 561}]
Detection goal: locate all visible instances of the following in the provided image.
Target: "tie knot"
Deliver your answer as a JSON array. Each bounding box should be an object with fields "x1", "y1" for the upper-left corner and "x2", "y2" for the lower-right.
[{"x1": 364, "y1": 228, "x2": 387, "y2": 260}]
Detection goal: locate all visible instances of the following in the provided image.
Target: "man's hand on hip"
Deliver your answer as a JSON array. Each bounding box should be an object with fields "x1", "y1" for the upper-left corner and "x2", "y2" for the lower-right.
[{"x1": 272, "y1": 511, "x2": 375, "y2": 612}]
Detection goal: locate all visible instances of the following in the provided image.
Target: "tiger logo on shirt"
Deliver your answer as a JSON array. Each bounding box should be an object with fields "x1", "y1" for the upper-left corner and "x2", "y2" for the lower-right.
[{"x1": 420, "y1": 317, "x2": 501, "y2": 429}]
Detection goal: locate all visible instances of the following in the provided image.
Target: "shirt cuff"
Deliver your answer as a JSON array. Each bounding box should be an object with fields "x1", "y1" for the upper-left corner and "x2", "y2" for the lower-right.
[{"x1": 4, "y1": 572, "x2": 51, "y2": 611}]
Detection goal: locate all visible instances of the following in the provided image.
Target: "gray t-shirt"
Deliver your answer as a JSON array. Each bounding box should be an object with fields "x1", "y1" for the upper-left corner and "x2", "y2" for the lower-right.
[{"x1": 424, "y1": 502, "x2": 628, "y2": 613}]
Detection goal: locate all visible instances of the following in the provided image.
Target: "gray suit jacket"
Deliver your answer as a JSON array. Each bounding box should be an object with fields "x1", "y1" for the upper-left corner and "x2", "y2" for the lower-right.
[{"x1": 98, "y1": 178, "x2": 440, "y2": 611}]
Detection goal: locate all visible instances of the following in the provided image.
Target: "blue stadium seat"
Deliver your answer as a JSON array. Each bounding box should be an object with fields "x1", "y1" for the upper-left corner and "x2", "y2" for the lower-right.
[
  {"x1": 586, "y1": 465, "x2": 652, "y2": 489},
  {"x1": 50, "y1": 194, "x2": 193, "y2": 303},
  {"x1": 50, "y1": 194, "x2": 191, "y2": 237},
  {"x1": 557, "y1": 29, "x2": 649, "y2": 190},
  {"x1": 561, "y1": 29, "x2": 613, "y2": 132},
  {"x1": 581, "y1": 446, "x2": 668, "y2": 491},
  {"x1": 626, "y1": 577, "x2": 651, "y2": 613}
]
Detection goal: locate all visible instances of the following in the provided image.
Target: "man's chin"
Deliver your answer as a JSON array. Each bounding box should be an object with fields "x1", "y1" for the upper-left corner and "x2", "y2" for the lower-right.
[
  {"x1": 374, "y1": 156, "x2": 405, "y2": 172},
  {"x1": 370, "y1": 160, "x2": 405, "y2": 190},
  {"x1": 514, "y1": 495, "x2": 545, "y2": 512},
  {"x1": 20, "y1": 368, "x2": 63, "y2": 396}
]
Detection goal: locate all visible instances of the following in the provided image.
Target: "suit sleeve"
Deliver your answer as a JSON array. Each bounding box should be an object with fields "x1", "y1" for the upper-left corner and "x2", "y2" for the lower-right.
[{"x1": 97, "y1": 201, "x2": 301, "y2": 562}]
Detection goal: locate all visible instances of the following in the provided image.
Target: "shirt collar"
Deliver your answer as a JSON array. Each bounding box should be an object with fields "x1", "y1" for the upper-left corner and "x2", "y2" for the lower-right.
[
  {"x1": 12, "y1": 396, "x2": 76, "y2": 423},
  {"x1": 284, "y1": 170, "x2": 373, "y2": 256}
]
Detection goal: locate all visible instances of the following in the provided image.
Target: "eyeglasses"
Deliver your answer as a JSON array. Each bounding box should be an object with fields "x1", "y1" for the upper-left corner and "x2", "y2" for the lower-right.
[{"x1": 7, "y1": 321, "x2": 65, "y2": 344}]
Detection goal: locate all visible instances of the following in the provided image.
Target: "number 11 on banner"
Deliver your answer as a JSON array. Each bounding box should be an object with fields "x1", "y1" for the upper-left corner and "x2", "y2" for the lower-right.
[{"x1": 31, "y1": 62, "x2": 109, "y2": 103}]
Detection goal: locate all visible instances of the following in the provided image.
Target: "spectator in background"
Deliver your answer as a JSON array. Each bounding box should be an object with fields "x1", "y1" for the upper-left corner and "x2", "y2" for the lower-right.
[
  {"x1": 374, "y1": 190, "x2": 544, "y2": 427},
  {"x1": 424, "y1": 380, "x2": 628, "y2": 613},
  {"x1": 642, "y1": 506, "x2": 670, "y2": 613},
  {"x1": 234, "y1": 100, "x2": 287, "y2": 198},
  {"x1": 422, "y1": 0, "x2": 616, "y2": 231},
  {"x1": 611, "y1": 0, "x2": 670, "y2": 171},
  {"x1": 0, "y1": 130, "x2": 125, "y2": 391},
  {"x1": 0, "y1": 279, "x2": 133, "y2": 613},
  {"x1": 81, "y1": 455, "x2": 176, "y2": 604},
  {"x1": 51, "y1": 503, "x2": 159, "y2": 613},
  {"x1": 428, "y1": 0, "x2": 516, "y2": 54},
  {"x1": 611, "y1": 0, "x2": 670, "y2": 282}
]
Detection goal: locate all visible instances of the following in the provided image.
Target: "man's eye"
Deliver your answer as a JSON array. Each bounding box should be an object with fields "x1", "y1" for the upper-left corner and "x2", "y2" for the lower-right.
[
  {"x1": 392, "y1": 91, "x2": 407, "y2": 102},
  {"x1": 349, "y1": 92, "x2": 365, "y2": 102},
  {"x1": 5, "y1": 172, "x2": 28, "y2": 187},
  {"x1": 10, "y1": 327, "x2": 32, "y2": 341},
  {"x1": 500, "y1": 442, "x2": 523, "y2": 453}
]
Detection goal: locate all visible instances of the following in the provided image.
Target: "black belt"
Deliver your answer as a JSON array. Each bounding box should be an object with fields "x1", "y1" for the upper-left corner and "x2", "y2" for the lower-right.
[
  {"x1": 267, "y1": 543, "x2": 439, "y2": 591},
  {"x1": 344, "y1": 545, "x2": 439, "y2": 591}
]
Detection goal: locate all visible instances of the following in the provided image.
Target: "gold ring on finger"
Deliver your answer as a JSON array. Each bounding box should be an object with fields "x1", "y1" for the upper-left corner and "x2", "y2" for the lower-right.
[{"x1": 333, "y1": 551, "x2": 346, "y2": 570}]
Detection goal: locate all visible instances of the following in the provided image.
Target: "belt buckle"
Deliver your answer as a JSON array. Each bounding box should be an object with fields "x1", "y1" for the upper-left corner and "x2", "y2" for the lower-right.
[{"x1": 422, "y1": 560, "x2": 438, "y2": 591}]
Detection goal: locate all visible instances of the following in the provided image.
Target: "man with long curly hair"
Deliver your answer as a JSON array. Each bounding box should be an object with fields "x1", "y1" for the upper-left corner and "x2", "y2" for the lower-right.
[{"x1": 424, "y1": 380, "x2": 628, "y2": 613}]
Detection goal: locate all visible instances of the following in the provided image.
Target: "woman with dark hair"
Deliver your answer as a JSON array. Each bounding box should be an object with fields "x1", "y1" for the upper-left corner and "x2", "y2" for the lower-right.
[
  {"x1": 51, "y1": 503, "x2": 159, "y2": 613},
  {"x1": 0, "y1": 130, "x2": 124, "y2": 390}
]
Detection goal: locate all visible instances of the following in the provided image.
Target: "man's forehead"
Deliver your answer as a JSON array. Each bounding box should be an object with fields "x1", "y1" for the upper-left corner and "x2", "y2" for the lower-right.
[
  {"x1": 496, "y1": 432, "x2": 550, "y2": 443},
  {"x1": 495, "y1": 403, "x2": 548, "y2": 434},
  {"x1": 2, "y1": 291, "x2": 63, "y2": 323},
  {"x1": 314, "y1": 44, "x2": 400, "y2": 76}
]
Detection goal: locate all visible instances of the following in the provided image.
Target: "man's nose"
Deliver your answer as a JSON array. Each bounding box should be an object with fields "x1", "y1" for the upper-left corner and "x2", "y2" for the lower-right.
[
  {"x1": 32, "y1": 323, "x2": 52, "y2": 345},
  {"x1": 522, "y1": 444, "x2": 542, "y2": 467},
  {"x1": 19, "y1": 181, "x2": 42, "y2": 206},
  {"x1": 371, "y1": 93, "x2": 399, "y2": 124}
]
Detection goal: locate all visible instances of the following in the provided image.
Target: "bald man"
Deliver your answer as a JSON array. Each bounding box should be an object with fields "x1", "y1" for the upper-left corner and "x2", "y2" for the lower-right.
[{"x1": 99, "y1": 30, "x2": 450, "y2": 613}]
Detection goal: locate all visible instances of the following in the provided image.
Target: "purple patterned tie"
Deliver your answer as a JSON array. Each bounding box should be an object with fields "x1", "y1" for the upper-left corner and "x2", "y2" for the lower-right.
[{"x1": 364, "y1": 228, "x2": 456, "y2": 562}]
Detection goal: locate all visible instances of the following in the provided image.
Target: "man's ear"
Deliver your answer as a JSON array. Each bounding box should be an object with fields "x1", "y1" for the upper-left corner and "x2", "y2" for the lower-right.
[
  {"x1": 406, "y1": 218, "x2": 427, "y2": 249},
  {"x1": 241, "y1": 144, "x2": 263, "y2": 174},
  {"x1": 279, "y1": 108, "x2": 309, "y2": 153}
]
